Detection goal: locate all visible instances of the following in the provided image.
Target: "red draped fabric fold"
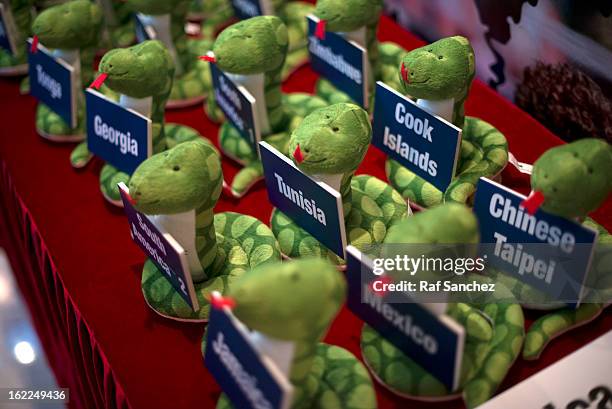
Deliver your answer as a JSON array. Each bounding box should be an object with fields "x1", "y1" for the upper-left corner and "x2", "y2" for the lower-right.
[{"x1": 0, "y1": 162, "x2": 129, "y2": 409}]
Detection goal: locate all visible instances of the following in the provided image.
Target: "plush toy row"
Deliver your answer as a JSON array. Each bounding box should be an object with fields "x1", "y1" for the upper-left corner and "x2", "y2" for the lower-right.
[{"x1": 9, "y1": 1, "x2": 612, "y2": 408}]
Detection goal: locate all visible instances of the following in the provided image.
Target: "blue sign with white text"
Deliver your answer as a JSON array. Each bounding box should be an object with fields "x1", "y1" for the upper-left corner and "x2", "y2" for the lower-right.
[
  {"x1": 372, "y1": 82, "x2": 462, "y2": 192},
  {"x1": 86, "y1": 89, "x2": 152, "y2": 174},
  {"x1": 210, "y1": 63, "x2": 260, "y2": 154},
  {"x1": 119, "y1": 184, "x2": 198, "y2": 310},
  {"x1": 260, "y1": 141, "x2": 347, "y2": 258},
  {"x1": 307, "y1": 15, "x2": 368, "y2": 108},
  {"x1": 0, "y1": 5, "x2": 15, "y2": 55},
  {"x1": 473, "y1": 177, "x2": 598, "y2": 305},
  {"x1": 134, "y1": 14, "x2": 156, "y2": 43},
  {"x1": 230, "y1": 0, "x2": 267, "y2": 20},
  {"x1": 28, "y1": 40, "x2": 76, "y2": 128},
  {"x1": 204, "y1": 303, "x2": 293, "y2": 409},
  {"x1": 345, "y1": 246, "x2": 464, "y2": 391}
]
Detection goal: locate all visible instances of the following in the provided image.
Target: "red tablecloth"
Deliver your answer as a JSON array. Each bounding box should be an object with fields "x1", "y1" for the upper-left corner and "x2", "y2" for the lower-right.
[{"x1": 1, "y1": 16, "x2": 610, "y2": 409}]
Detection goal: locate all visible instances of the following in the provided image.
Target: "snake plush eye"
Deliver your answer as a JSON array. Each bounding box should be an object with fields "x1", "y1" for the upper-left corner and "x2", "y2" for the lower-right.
[
  {"x1": 332, "y1": 127, "x2": 339, "y2": 132},
  {"x1": 438, "y1": 55, "x2": 443, "y2": 60},
  {"x1": 173, "y1": 165, "x2": 180, "y2": 171}
]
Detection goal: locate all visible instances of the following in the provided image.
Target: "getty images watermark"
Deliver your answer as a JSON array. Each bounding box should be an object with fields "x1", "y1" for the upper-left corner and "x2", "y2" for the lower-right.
[{"x1": 358, "y1": 243, "x2": 612, "y2": 305}]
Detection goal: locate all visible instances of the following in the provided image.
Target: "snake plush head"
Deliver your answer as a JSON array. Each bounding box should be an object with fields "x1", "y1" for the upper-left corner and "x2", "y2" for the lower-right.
[
  {"x1": 314, "y1": 0, "x2": 382, "y2": 32},
  {"x1": 229, "y1": 258, "x2": 346, "y2": 341},
  {"x1": 128, "y1": 139, "x2": 222, "y2": 215},
  {"x1": 99, "y1": 40, "x2": 174, "y2": 99},
  {"x1": 213, "y1": 16, "x2": 288, "y2": 75},
  {"x1": 125, "y1": 0, "x2": 186, "y2": 15},
  {"x1": 531, "y1": 138, "x2": 612, "y2": 219},
  {"x1": 386, "y1": 202, "x2": 479, "y2": 245},
  {"x1": 383, "y1": 203, "x2": 480, "y2": 280},
  {"x1": 32, "y1": 0, "x2": 103, "y2": 49},
  {"x1": 288, "y1": 103, "x2": 371, "y2": 175},
  {"x1": 399, "y1": 36, "x2": 475, "y2": 101}
]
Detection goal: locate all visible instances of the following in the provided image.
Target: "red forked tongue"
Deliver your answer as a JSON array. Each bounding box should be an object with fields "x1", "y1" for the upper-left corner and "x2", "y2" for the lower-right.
[
  {"x1": 126, "y1": 191, "x2": 137, "y2": 206},
  {"x1": 401, "y1": 62, "x2": 409, "y2": 83},
  {"x1": 521, "y1": 190, "x2": 545, "y2": 215},
  {"x1": 315, "y1": 19, "x2": 327, "y2": 40},
  {"x1": 371, "y1": 276, "x2": 394, "y2": 297},
  {"x1": 293, "y1": 144, "x2": 304, "y2": 164},
  {"x1": 89, "y1": 73, "x2": 108, "y2": 90},
  {"x1": 31, "y1": 35, "x2": 39, "y2": 53},
  {"x1": 199, "y1": 53, "x2": 216, "y2": 63},
  {"x1": 210, "y1": 293, "x2": 236, "y2": 310}
]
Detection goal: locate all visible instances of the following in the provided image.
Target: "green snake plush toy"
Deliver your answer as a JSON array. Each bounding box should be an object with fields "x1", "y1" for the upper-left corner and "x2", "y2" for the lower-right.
[
  {"x1": 31, "y1": 0, "x2": 103, "y2": 143},
  {"x1": 386, "y1": 36, "x2": 509, "y2": 208},
  {"x1": 361, "y1": 203, "x2": 525, "y2": 408},
  {"x1": 0, "y1": 0, "x2": 33, "y2": 76},
  {"x1": 271, "y1": 103, "x2": 408, "y2": 265},
  {"x1": 128, "y1": 139, "x2": 281, "y2": 322},
  {"x1": 212, "y1": 16, "x2": 327, "y2": 198},
  {"x1": 191, "y1": 0, "x2": 313, "y2": 81},
  {"x1": 276, "y1": 0, "x2": 316, "y2": 80},
  {"x1": 187, "y1": 0, "x2": 233, "y2": 37},
  {"x1": 126, "y1": 0, "x2": 212, "y2": 108},
  {"x1": 312, "y1": 0, "x2": 406, "y2": 106},
  {"x1": 97, "y1": 0, "x2": 134, "y2": 49},
  {"x1": 94, "y1": 40, "x2": 208, "y2": 205},
  {"x1": 489, "y1": 138, "x2": 612, "y2": 360},
  {"x1": 213, "y1": 258, "x2": 378, "y2": 409},
  {"x1": 203, "y1": 1, "x2": 317, "y2": 124}
]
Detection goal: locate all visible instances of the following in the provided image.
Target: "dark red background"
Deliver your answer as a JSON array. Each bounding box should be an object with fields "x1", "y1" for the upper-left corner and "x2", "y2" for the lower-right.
[{"x1": 0, "y1": 16, "x2": 610, "y2": 409}]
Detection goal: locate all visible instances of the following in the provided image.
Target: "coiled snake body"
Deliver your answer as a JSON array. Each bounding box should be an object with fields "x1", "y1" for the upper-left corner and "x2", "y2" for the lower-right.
[{"x1": 129, "y1": 139, "x2": 281, "y2": 322}]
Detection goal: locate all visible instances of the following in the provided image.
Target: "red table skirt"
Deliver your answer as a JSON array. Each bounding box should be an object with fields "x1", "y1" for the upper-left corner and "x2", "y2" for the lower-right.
[
  {"x1": 0, "y1": 15, "x2": 610, "y2": 409},
  {"x1": 0, "y1": 162, "x2": 128, "y2": 409}
]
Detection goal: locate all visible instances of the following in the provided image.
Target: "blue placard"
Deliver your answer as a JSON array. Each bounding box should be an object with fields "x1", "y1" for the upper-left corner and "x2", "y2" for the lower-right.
[
  {"x1": 86, "y1": 89, "x2": 152, "y2": 174},
  {"x1": 0, "y1": 4, "x2": 16, "y2": 55},
  {"x1": 134, "y1": 13, "x2": 156, "y2": 43},
  {"x1": 307, "y1": 15, "x2": 368, "y2": 108},
  {"x1": 119, "y1": 183, "x2": 199, "y2": 310},
  {"x1": 473, "y1": 177, "x2": 598, "y2": 305},
  {"x1": 204, "y1": 299, "x2": 293, "y2": 409},
  {"x1": 210, "y1": 62, "x2": 261, "y2": 154},
  {"x1": 230, "y1": 0, "x2": 272, "y2": 19},
  {"x1": 372, "y1": 82, "x2": 462, "y2": 192},
  {"x1": 345, "y1": 246, "x2": 464, "y2": 391},
  {"x1": 260, "y1": 141, "x2": 347, "y2": 258},
  {"x1": 27, "y1": 39, "x2": 77, "y2": 128}
]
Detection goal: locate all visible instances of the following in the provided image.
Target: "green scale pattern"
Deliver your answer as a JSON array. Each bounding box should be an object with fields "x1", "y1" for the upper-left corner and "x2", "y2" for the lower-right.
[
  {"x1": 359, "y1": 203, "x2": 525, "y2": 409},
  {"x1": 212, "y1": 16, "x2": 327, "y2": 198},
  {"x1": 129, "y1": 139, "x2": 281, "y2": 322},
  {"x1": 0, "y1": 0, "x2": 33, "y2": 75},
  {"x1": 209, "y1": 258, "x2": 378, "y2": 409},
  {"x1": 385, "y1": 36, "x2": 509, "y2": 208},
  {"x1": 313, "y1": 0, "x2": 407, "y2": 108},
  {"x1": 94, "y1": 40, "x2": 207, "y2": 205},
  {"x1": 487, "y1": 138, "x2": 612, "y2": 360},
  {"x1": 270, "y1": 103, "x2": 408, "y2": 265},
  {"x1": 127, "y1": 0, "x2": 213, "y2": 108},
  {"x1": 32, "y1": 0, "x2": 103, "y2": 142}
]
